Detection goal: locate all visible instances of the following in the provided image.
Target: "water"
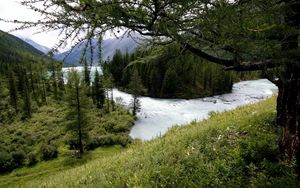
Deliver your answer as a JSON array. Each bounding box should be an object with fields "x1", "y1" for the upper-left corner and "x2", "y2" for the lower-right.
[
  {"x1": 62, "y1": 67, "x2": 278, "y2": 141},
  {"x1": 113, "y1": 79, "x2": 277, "y2": 140}
]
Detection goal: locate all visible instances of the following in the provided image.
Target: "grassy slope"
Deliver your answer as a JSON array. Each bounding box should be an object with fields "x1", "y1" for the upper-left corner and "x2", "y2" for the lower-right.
[
  {"x1": 0, "y1": 99, "x2": 134, "y2": 187},
  {"x1": 2, "y1": 96, "x2": 300, "y2": 187}
]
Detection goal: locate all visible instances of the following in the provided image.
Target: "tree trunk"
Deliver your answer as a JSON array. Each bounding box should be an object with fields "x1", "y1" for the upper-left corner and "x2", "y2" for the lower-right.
[
  {"x1": 278, "y1": 64, "x2": 300, "y2": 174},
  {"x1": 277, "y1": 1, "x2": 300, "y2": 174}
]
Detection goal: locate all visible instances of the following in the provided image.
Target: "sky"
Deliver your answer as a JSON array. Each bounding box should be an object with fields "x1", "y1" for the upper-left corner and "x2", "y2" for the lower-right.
[{"x1": 0, "y1": 0, "x2": 64, "y2": 50}]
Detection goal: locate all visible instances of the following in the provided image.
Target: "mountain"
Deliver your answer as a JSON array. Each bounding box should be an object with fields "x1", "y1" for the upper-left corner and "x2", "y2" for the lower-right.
[
  {"x1": 18, "y1": 37, "x2": 51, "y2": 54},
  {"x1": 54, "y1": 35, "x2": 141, "y2": 66},
  {"x1": 0, "y1": 30, "x2": 50, "y2": 63}
]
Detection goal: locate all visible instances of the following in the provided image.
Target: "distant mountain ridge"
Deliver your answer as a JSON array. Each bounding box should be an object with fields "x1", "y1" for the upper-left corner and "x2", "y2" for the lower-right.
[
  {"x1": 0, "y1": 30, "x2": 49, "y2": 63},
  {"x1": 17, "y1": 36, "x2": 51, "y2": 54},
  {"x1": 54, "y1": 35, "x2": 141, "y2": 66},
  {"x1": 0, "y1": 30, "x2": 141, "y2": 66}
]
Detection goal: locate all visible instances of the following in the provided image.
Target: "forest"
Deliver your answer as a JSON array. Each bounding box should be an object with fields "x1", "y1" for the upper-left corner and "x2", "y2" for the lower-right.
[
  {"x1": 0, "y1": 32, "x2": 134, "y2": 173},
  {"x1": 108, "y1": 43, "x2": 260, "y2": 98}
]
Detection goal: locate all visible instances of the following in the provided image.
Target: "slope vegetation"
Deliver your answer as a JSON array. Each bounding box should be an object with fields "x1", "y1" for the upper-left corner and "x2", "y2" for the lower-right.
[
  {"x1": 0, "y1": 30, "x2": 47, "y2": 63},
  {"x1": 2, "y1": 96, "x2": 299, "y2": 187}
]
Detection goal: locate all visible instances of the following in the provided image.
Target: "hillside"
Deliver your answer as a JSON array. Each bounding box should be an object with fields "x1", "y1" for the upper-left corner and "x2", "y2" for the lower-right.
[
  {"x1": 17, "y1": 37, "x2": 51, "y2": 54},
  {"x1": 2, "y1": 96, "x2": 299, "y2": 187},
  {"x1": 0, "y1": 30, "x2": 48, "y2": 63},
  {"x1": 54, "y1": 35, "x2": 140, "y2": 66}
]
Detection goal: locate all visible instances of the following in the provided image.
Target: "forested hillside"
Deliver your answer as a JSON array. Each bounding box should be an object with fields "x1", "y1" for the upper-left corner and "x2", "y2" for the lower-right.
[
  {"x1": 0, "y1": 31, "x2": 134, "y2": 174},
  {"x1": 54, "y1": 35, "x2": 140, "y2": 66},
  {"x1": 108, "y1": 44, "x2": 260, "y2": 98},
  {"x1": 0, "y1": 30, "x2": 47, "y2": 64}
]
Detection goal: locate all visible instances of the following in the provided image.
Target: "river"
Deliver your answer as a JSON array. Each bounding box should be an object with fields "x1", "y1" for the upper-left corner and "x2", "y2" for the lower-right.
[{"x1": 62, "y1": 67, "x2": 278, "y2": 141}]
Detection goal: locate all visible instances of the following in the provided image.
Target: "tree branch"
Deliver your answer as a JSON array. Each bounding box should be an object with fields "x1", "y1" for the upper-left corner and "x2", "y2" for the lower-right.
[{"x1": 224, "y1": 59, "x2": 276, "y2": 71}]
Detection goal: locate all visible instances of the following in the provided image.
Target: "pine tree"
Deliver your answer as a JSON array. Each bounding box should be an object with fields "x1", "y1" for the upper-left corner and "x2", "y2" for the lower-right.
[
  {"x1": 83, "y1": 57, "x2": 90, "y2": 86},
  {"x1": 128, "y1": 69, "x2": 144, "y2": 116},
  {"x1": 161, "y1": 67, "x2": 178, "y2": 97},
  {"x1": 51, "y1": 65, "x2": 58, "y2": 101},
  {"x1": 66, "y1": 70, "x2": 90, "y2": 157},
  {"x1": 92, "y1": 69, "x2": 105, "y2": 108},
  {"x1": 22, "y1": 69, "x2": 32, "y2": 118},
  {"x1": 103, "y1": 67, "x2": 114, "y2": 112},
  {"x1": 8, "y1": 69, "x2": 18, "y2": 113}
]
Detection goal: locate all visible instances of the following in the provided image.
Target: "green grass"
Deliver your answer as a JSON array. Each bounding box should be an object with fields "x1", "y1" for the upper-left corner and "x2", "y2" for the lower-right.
[{"x1": 1, "y1": 96, "x2": 300, "y2": 187}]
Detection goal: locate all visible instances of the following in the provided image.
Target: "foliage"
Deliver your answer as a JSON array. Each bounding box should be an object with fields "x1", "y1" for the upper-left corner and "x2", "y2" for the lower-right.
[
  {"x1": 128, "y1": 68, "x2": 145, "y2": 116},
  {"x1": 0, "y1": 98, "x2": 134, "y2": 173},
  {"x1": 3, "y1": 97, "x2": 298, "y2": 187},
  {"x1": 92, "y1": 69, "x2": 105, "y2": 108},
  {"x1": 109, "y1": 44, "x2": 260, "y2": 98},
  {"x1": 40, "y1": 144, "x2": 58, "y2": 161},
  {"x1": 0, "y1": 29, "x2": 134, "y2": 173},
  {"x1": 65, "y1": 70, "x2": 91, "y2": 155}
]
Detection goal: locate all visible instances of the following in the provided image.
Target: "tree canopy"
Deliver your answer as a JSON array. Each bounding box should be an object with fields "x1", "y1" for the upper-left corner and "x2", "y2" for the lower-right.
[{"x1": 8, "y1": 1, "x2": 296, "y2": 74}]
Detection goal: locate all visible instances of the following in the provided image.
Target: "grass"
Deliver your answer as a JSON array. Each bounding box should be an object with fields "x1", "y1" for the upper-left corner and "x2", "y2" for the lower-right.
[
  {"x1": 0, "y1": 146, "x2": 124, "y2": 187},
  {"x1": 1, "y1": 96, "x2": 300, "y2": 187}
]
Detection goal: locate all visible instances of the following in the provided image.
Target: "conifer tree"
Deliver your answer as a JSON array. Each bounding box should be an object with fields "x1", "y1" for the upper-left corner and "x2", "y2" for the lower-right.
[
  {"x1": 92, "y1": 69, "x2": 105, "y2": 108},
  {"x1": 66, "y1": 70, "x2": 90, "y2": 157},
  {"x1": 128, "y1": 69, "x2": 144, "y2": 116},
  {"x1": 161, "y1": 67, "x2": 178, "y2": 97},
  {"x1": 51, "y1": 65, "x2": 58, "y2": 101},
  {"x1": 83, "y1": 57, "x2": 90, "y2": 86},
  {"x1": 22, "y1": 69, "x2": 32, "y2": 118},
  {"x1": 103, "y1": 66, "x2": 114, "y2": 112},
  {"x1": 8, "y1": 69, "x2": 18, "y2": 113}
]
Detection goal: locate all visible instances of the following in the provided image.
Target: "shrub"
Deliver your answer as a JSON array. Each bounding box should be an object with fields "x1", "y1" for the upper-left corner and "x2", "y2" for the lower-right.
[
  {"x1": 27, "y1": 153, "x2": 38, "y2": 166},
  {"x1": 113, "y1": 135, "x2": 132, "y2": 147},
  {"x1": 87, "y1": 134, "x2": 133, "y2": 150},
  {"x1": 0, "y1": 151, "x2": 13, "y2": 173},
  {"x1": 66, "y1": 138, "x2": 80, "y2": 150},
  {"x1": 40, "y1": 144, "x2": 58, "y2": 160},
  {"x1": 11, "y1": 150, "x2": 26, "y2": 168}
]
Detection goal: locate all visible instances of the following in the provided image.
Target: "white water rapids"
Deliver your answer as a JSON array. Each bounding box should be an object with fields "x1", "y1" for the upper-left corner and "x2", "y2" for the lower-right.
[{"x1": 113, "y1": 79, "x2": 277, "y2": 140}]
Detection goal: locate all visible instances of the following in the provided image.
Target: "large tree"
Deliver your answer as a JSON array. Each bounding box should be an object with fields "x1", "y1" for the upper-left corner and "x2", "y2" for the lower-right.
[
  {"x1": 66, "y1": 69, "x2": 90, "y2": 157},
  {"x1": 7, "y1": 0, "x2": 300, "y2": 171}
]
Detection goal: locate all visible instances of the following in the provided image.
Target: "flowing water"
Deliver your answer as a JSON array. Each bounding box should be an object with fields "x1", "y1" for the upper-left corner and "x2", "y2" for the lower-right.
[{"x1": 63, "y1": 67, "x2": 278, "y2": 141}]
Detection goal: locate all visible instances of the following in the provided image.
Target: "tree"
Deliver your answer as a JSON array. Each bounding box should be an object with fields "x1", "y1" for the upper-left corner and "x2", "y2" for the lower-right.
[
  {"x1": 66, "y1": 70, "x2": 90, "y2": 157},
  {"x1": 22, "y1": 69, "x2": 32, "y2": 118},
  {"x1": 92, "y1": 69, "x2": 105, "y2": 108},
  {"x1": 7, "y1": 69, "x2": 18, "y2": 113},
  {"x1": 161, "y1": 67, "x2": 179, "y2": 97},
  {"x1": 109, "y1": 49, "x2": 126, "y2": 86},
  {"x1": 14, "y1": 0, "x2": 300, "y2": 172},
  {"x1": 83, "y1": 57, "x2": 90, "y2": 86},
  {"x1": 128, "y1": 68, "x2": 144, "y2": 116},
  {"x1": 103, "y1": 65, "x2": 114, "y2": 112}
]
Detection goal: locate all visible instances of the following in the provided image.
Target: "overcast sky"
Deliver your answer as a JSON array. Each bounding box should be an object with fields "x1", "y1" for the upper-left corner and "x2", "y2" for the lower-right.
[{"x1": 0, "y1": 0, "x2": 65, "y2": 49}]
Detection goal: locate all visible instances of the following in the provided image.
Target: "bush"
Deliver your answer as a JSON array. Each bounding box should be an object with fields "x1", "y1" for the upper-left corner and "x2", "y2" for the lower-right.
[
  {"x1": 27, "y1": 153, "x2": 38, "y2": 166},
  {"x1": 113, "y1": 135, "x2": 132, "y2": 147},
  {"x1": 40, "y1": 144, "x2": 58, "y2": 160},
  {"x1": 0, "y1": 151, "x2": 13, "y2": 173},
  {"x1": 87, "y1": 134, "x2": 132, "y2": 150},
  {"x1": 11, "y1": 150, "x2": 26, "y2": 168}
]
